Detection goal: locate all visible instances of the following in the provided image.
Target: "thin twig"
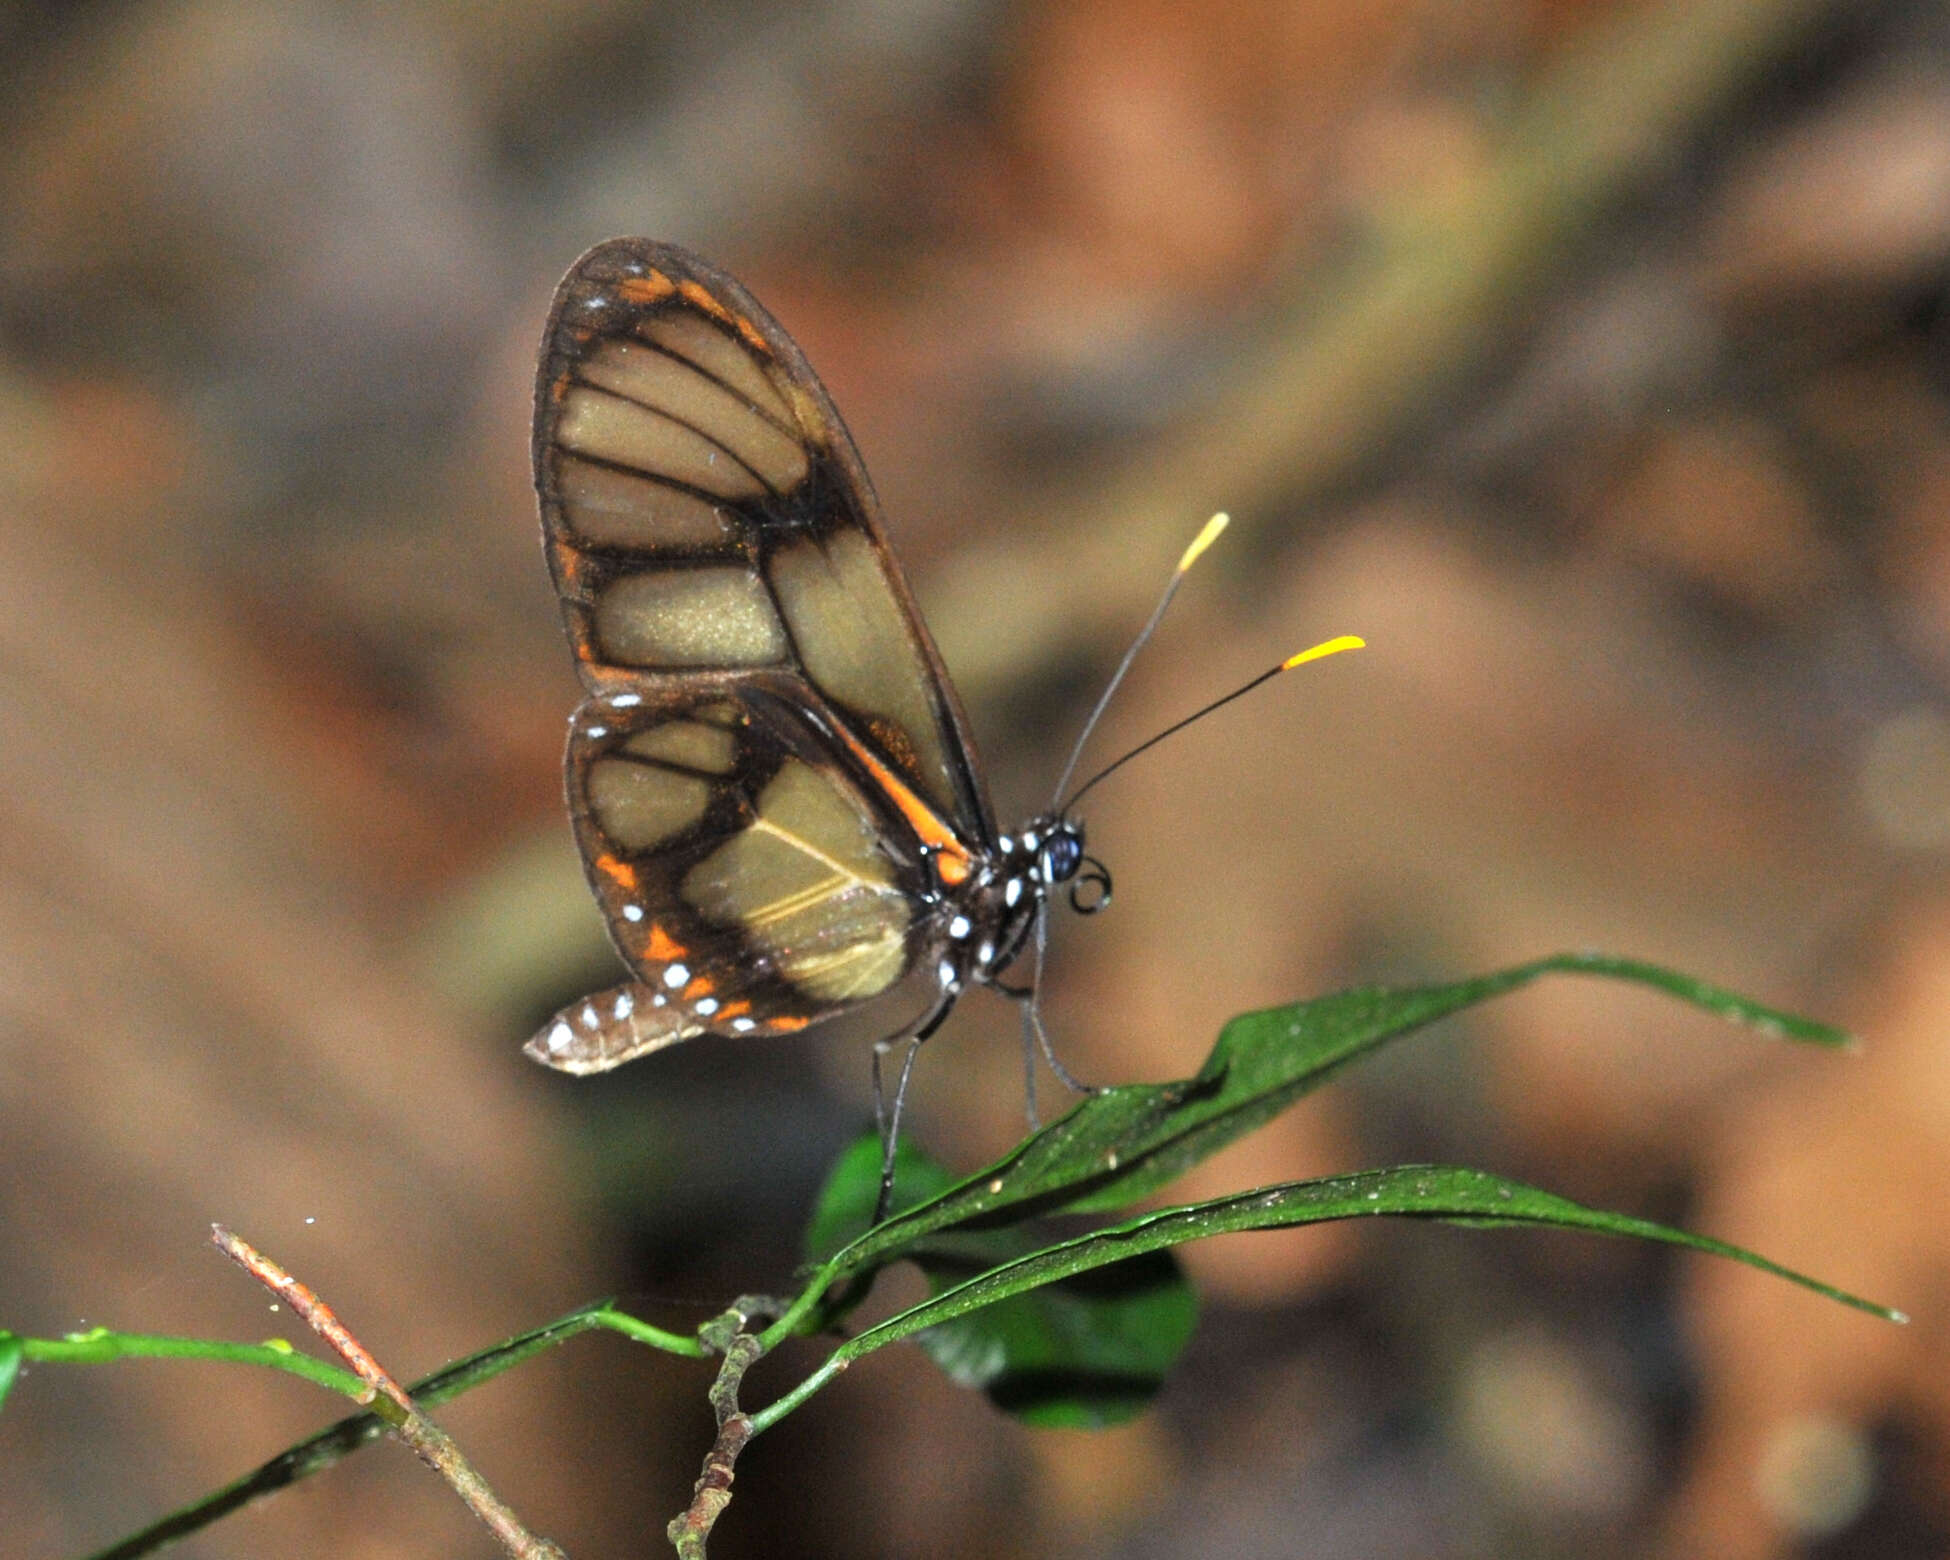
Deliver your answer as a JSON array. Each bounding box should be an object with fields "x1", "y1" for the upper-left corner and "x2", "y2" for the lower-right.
[
  {"x1": 665, "y1": 1297, "x2": 781, "y2": 1559},
  {"x1": 210, "y1": 1225, "x2": 567, "y2": 1560}
]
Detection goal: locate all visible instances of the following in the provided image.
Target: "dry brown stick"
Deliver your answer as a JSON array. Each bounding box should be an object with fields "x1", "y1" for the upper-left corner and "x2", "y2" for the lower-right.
[
  {"x1": 665, "y1": 1298, "x2": 780, "y2": 1560},
  {"x1": 210, "y1": 1225, "x2": 567, "y2": 1560}
]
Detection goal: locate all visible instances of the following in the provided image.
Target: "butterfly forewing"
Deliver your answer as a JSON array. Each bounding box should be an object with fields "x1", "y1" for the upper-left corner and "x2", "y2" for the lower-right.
[
  {"x1": 530, "y1": 239, "x2": 994, "y2": 1069},
  {"x1": 534, "y1": 239, "x2": 989, "y2": 831}
]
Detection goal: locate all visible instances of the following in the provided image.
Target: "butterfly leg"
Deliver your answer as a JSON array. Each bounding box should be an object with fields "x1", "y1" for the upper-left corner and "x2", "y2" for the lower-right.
[
  {"x1": 1006, "y1": 903, "x2": 1099, "y2": 1128},
  {"x1": 871, "y1": 989, "x2": 958, "y2": 1225},
  {"x1": 975, "y1": 975, "x2": 1051, "y2": 1125},
  {"x1": 874, "y1": 1035, "x2": 926, "y2": 1224},
  {"x1": 871, "y1": 1042, "x2": 890, "y2": 1143},
  {"x1": 1012, "y1": 989, "x2": 1099, "y2": 1098},
  {"x1": 1017, "y1": 997, "x2": 1041, "y2": 1127}
]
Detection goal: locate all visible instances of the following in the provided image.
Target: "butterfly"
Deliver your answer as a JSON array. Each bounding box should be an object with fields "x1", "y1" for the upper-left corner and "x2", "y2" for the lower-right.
[
  {"x1": 522, "y1": 238, "x2": 1361, "y2": 1203},
  {"x1": 522, "y1": 238, "x2": 1107, "y2": 1152}
]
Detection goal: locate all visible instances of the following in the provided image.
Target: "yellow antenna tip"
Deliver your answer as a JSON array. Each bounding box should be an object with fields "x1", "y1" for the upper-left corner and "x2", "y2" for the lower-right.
[
  {"x1": 1281, "y1": 635, "x2": 1366, "y2": 670},
  {"x1": 1176, "y1": 511, "x2": 1230, "y2": 574}
]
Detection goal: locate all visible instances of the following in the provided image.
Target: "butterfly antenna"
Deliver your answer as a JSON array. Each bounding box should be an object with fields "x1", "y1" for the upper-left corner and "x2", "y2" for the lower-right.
[
  {"x1": 1049, "y1": 512, "x2": 1232, "y2": 810},
  {"x1": 1060, "y1": 635, "x2": 1366, "y2": 813}
]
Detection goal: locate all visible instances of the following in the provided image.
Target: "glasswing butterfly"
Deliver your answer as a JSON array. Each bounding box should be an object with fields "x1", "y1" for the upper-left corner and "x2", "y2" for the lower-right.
[{"x1": 524, "y1": 238, "x2": 1360, "y2": 1210}]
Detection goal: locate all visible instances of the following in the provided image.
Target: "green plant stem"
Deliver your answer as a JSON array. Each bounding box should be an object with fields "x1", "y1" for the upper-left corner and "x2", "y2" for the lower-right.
[
  {"x1": 755, "y1": 1268, "x2": 840, "y2": 1351},
  {"x1": 22, "y1": 1329, "x2": 364, "y2": 1398},
  {"x1": 746, "y1": 1356, "x2": 846, "y2": 1436},
  {"x1": 591, "y1": 1306, "x2": 711, "y2": 1358}
]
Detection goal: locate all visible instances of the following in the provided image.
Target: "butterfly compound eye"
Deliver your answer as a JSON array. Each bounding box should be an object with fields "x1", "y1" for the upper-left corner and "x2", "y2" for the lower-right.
[{"x1": 1040, "y1": 825, "x2": 1084, "y2": 884}]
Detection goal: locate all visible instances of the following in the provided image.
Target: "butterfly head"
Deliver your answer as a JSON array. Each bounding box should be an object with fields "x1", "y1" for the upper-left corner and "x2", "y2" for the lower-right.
[{"x1": 1005, "y1": 816, "x2": 1112, "y2": 918}]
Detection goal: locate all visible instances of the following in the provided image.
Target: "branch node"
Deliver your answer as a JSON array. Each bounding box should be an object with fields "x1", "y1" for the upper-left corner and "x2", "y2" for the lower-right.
[{"x1": 668, "y1": 1305, "x2": 773, "y2": 1555}]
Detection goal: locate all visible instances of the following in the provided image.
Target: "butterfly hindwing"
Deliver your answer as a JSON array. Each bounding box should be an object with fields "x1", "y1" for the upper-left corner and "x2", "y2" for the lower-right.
[
  {"x1": 529, "y1": 675, "x2": 958, "y2": 1075},
  {"x1": 529, "y1": 677, "x2": 948, "y2": 1070}
]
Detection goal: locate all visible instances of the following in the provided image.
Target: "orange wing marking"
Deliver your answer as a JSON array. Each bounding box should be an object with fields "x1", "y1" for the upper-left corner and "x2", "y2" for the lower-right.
[
  {"x1": 596, "y1": 853, "x2": 641, "y2": 892},
  {"x1": 676, "y1": 278, "x2": 771, "y2": 354},
  {"x1": 827, "y1": 722, "x2": 974, "y2": 886},
  {"x1": 616, "y1": 271, "x2": 678, "y2": 306}
]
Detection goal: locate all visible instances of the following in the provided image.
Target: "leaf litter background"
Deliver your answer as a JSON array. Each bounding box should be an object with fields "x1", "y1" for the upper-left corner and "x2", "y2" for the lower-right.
[{"x1": 2, "y1": 0, "x2": 1948, "y2": 1555}]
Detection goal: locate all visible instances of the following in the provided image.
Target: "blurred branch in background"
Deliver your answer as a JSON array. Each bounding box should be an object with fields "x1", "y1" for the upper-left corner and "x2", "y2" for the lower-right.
[{"x1": 928, "y1": 0, "x2": 1843, "y2": 697}]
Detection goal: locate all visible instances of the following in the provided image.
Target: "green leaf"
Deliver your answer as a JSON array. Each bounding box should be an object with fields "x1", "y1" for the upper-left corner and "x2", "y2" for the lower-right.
[
  {"x1": 920, "y1": 1246, "x2": 1194, "y2": 1428},
  {"x1": 0, "y1": 1332, "x2": 21, "y2": 1411},
  {"x1": 826, "y1": 953, "x2": 1849, "y2": 1278},
  {"x1": 831, "y1": 1164, "x2": 1902, "y2": 1372},
  {"x1": 806, "y1": 1131, "x2": 1198, "y2": 1426},
  {"x1": 803, "y1": 1133, "x2": 956, "y2": 1265}
]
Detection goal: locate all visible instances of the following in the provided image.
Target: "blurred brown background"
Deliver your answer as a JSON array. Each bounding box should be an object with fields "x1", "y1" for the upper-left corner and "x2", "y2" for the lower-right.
[{"x1": 3, "y1": 0, "x2": 1947, "y2": 1555}]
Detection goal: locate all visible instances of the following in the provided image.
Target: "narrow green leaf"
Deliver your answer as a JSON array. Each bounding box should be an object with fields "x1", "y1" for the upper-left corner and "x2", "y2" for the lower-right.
[
  {"x1": 806, "y1": 1132, "x2": 1197, "y2": 1426},
  {"x1": 826, "y1": 953, "x2": 1848, "y2": 1278},
  {"x1": 832, "y1": 1164, "x2": 1902, "y2": 1371},
  {"x1": 0, "y1": 1331, "x2": 21, "y2": 1412}
]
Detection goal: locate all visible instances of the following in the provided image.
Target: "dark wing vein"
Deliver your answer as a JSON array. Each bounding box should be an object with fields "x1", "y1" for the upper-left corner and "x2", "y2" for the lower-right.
[{"x1": 565, "y1": 373, "x2": 784, "y2": 499}]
